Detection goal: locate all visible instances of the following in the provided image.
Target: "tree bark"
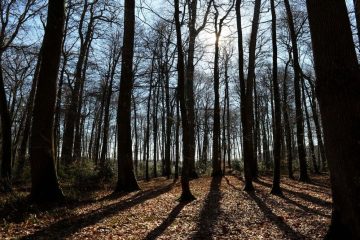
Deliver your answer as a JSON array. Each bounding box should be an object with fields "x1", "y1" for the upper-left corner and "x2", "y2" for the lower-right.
[
  {"x1": 174, "y1": 0, "x2": 195, "y2": 201},
  {"x1": 270, "y1": 0, "x2": 282, "y2": 195},
  {"x1": 241, "y1": 0, "x2": 262, "y2": 191},
  {"x1": 306, "y1": 1, "x2": 360, "y2": 238},
  {"x1": 115, "y1": 0, "x2": 140, "y2": 192},
  {"x1": 353, "y1": 0, "x2": 360, "y2": 48},
  {"x1": 29, "y1": 0, "x2": 65, "y2": 202}
]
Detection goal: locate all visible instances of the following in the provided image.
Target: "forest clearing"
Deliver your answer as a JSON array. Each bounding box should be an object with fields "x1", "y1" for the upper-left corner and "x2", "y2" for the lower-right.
[{"x1": 1, "y1": 175, "x2": 331, "y2": 239}]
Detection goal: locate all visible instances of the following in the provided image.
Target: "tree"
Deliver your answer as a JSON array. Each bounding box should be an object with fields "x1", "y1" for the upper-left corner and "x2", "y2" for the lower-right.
[
  {"x1": 61, "y1": 0, "x2": 97, "y2": 165},
  {"x1": 237, "y1": 0, "x2": 262, "y2": 191},
  {"x1": 185, "y1": 0, "x2": 212, "y2": 179},
  {"x1": 174, "y1": 0, "x2": 196, "y2": 202},
  {"x1": 0, "y1": 0, "x2": 40, "y2": 191},
  {"x1": 283, "y1": 0, "x2": 309, "y2": 182},
  {"x1": 29, "y1": 0, "x2": 65, "y2": 202},
  {"x1": 211, "y1": 0, "x2": 234, "y2": 177},
  {"x1": 306, "y1": 0, "x2": 360, "y2": 238},
  {"x1": 270, "y1": 0, "x2": 282, "y2": 195},
  {"x1": 100, "y1": 36, "x2": 122, "y2": 169},
  {"x1": 115, "y1": 0, "x2": 140, "y2": 192}
]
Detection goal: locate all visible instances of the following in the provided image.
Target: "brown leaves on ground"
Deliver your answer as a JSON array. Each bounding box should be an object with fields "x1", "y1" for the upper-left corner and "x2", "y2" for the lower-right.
[{"x1": 0, "y1": 175, "x2": 331, "y2": 239}]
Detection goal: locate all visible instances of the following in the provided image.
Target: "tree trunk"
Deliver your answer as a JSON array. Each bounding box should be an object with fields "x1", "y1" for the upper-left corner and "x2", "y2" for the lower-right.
[
  {"x1": 284, "y1": 0, "x2": 309, "y2": 182},
  {"x1": 144, "y1": 54, "x2": 155, "y2": 181},
  {"x1": 353, "y1": 0, "x2": 360, "y2": 48},
  {"x1": 306, "y1": 1, "x2": 360, "y2": 238},
  {"x1": 306, "y1": 81, "x2": 327, "y2": 171},
  {"x1": 115, "y1": 0, "x2": 140, "y2": 192},
  {"x1": 212, "y1": 26, "x2": 222, "y2": 177},
  {"x1": 29, "y1": 0, "x2": 65, "y2": 202},
  {"x1": 174, "y1": 0, "x2": 195, "y2": 201},
  {"x1": 301, "y1": 77, "x2": 319, "y2": 174},
  {"x1": 242, "y1": 0, "x2": 262, "y2": 191},
  {"x1": 61, "y1": 0, "x2": 95, "y2": 165},
  {"x1": 282, "y1": 59, "x2": 294, "y2": 179},
  {"x1": 164, "y1": 66, "x2": 172, "y2": 179},
  {"x1": 16, "y1": 47, "x2": 42, "y2": 178},
  {"x1": 270, "y1": 0, "x2": 282, "y2": 195},
  {"x1": 0, "y1": 58, "x2": 13, "y2": 192},
  {"x1": 174, "y1": 96, "x2": 180, "y2": 180},
  {"x1": 100, "y1": 47, "x2": 121, "y2": 170}
]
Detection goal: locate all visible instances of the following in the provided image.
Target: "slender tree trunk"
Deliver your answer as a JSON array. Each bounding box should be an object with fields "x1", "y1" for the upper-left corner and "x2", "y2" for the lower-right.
[
  {"x1": 133, "y1": 95, "x2": 139, "y2": 177},
  {"x1": 174, "y1": 96, "x2": 180, "y2": 180},
  {"x1": 284, "y1": 0, "x2": 309, "y2": 182},
  {"x1": 145, "y1": 55, "x2": 155, "y2": 181},
  {"x1": 73, "y1": 40, "x2": 92, "y2": 162},
  {"x1": 282, "y1": 59, "x2": 294, "y2": 179},
  {"x1": 164, "y1": 68, "x2": 172, "y2": 179},
  {"x1": 253, "y1": 78, "x2": 259, "y2": 178},
  {"x1": 270, "y1": 0, "x2": 282, "y2": 195},
  {"x1": 301, "y1": 78, "x2": 319, "y2": 174},
  {"x1": 174, "y1": 0, "x2": 195, "y2": 201},
  {"x1": 100, "y1": 49, "x2": 120, "y2": 170},
  {"x1": 16, "y1": 48, "x2": 42, "y2": 177},
  {"x1": 152, "y1": 83, "x2": 159, "y2": 178},
  {"x1": 61, "y1": 0, "x2": 94, "y2": 165},
  {"x1": 306, "y1": 82, "x2": 327, "y2": 171},
  {"x1": 212, "y1": 27, "x2": 222, "y2": 177},
  {"x1": 261, "y1": 114, "x2": 271, "y2": 170}
]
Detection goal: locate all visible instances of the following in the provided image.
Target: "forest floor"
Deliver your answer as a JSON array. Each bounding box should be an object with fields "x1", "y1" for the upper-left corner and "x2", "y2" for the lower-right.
[{"x1": 0, "y1": 174, "x2": 332, "y2": 240}]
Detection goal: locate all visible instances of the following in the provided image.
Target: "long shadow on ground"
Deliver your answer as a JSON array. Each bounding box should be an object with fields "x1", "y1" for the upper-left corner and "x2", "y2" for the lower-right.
[
  {"x1": 224, "y1": 176, "x2": 307, "y2": 239},
  {"x1": 144, "y1": 202, "x2": 189, "y2": 240},
  {"x1": 256, "y1": 178, "x2": 332, "y2": 208},
  {"x1": 247, "y1": 192, "x2": 307, "y2": 240},
  {"x1": 192, "y1": 176, "x2": 222, "y2": 239},
  {"x1": 20, "y1": 183, "x2": 175, "y2": 240}
]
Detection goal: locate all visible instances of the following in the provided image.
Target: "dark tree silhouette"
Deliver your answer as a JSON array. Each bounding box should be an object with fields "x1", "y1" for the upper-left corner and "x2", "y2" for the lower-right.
[
  {"x1": 270, "y1": 0, "x2": 282, "y2": 195},
  {"x1": 306, "y1": 0, "x2": 360, "y2": 238},
  {"x1": 174, "y1": 0, "x2": 196, "y2": 202},
  {"x1": 211, "y1": 0, "x2": 234, "y2": 177},
  {"x1": 29, "y1": 0, "x2": 65, "y2": 203},
  {"x1": 115, "y1": 0, "x2": 140, "y2": 192}
]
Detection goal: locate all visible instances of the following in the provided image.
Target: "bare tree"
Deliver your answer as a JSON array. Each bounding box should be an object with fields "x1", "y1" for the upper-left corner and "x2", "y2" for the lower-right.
[
  {"x1": 29, "y1": 0, "x2": 65, "y2": 202},
  {"x1": 115, "y1": 0, "x2": 140, "y2": 192},
  {"x1": 270, "y1": 0, "x2": 282, "y2": 195},
  {"x1": 174, "y1": 0, "x2": 196, "y2": 201}
]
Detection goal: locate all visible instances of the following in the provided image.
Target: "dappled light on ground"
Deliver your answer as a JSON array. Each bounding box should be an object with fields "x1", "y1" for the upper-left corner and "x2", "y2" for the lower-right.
[{"x1": 0, "y1": 175, "x2": 331, "y2": 239}]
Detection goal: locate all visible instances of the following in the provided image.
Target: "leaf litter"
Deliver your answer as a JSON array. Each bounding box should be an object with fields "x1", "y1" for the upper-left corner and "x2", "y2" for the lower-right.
[{"x1": 0, "y1": 175, "x2": 331, "y2": 239}]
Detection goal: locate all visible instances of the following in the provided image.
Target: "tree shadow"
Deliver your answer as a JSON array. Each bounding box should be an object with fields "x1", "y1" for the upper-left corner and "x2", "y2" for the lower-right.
[
  {"x1": 247, "y1": 192, "x2": 307, "y2": 240},
  {"x1": 192, "y1": 176, "x2": 222, "y2": 240},
  {"x1": 20, "y1": 183, "x2": 175, "y2": 239},
  {"x1": 0, "y1": 195, "x2": 68, "y2": 224},
  {"x1": 256, "y1": 178, "x2": 331, "y2": 208},
  {"x1": 144, "y1": 202, "x2": 188, "y2": 240},
  {"x1": 280, "y1": 195, "x2": 331, "y2": 218},
  {"x1": 281, "y1": 181, "x2": 331, "y2": 196},
  {"x1": 224, "y1": 176, "x2": 242, "y2": 191}
]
